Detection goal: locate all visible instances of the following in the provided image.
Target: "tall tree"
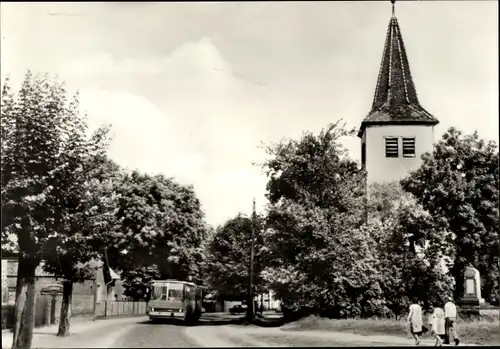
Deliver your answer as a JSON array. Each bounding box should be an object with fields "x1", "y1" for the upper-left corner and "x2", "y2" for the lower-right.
[
  {"x1": 260, "y1": 122, "x2": 376, "y2": 318},
  {"x1": 365, "y1": 182, "x2": 453, "y2": 316},
  {"x1": 401, "y1": 127, "x2": 499, "y2": 304},
  {"x1": 1, "y1": 73, "x2": 115, "y2": 345},
  {"x1": 204, "y1": 214, "x2": 266, "y2": 302},
  {"x1": 1, "y1": 73, "x2": 76, "y2": 349},
  {"x1": 42, "y1": 156, "x2": 120, "y2": 337},
  {"x1": 105, "y1": 172, "x2": 208, "y2": 299}
]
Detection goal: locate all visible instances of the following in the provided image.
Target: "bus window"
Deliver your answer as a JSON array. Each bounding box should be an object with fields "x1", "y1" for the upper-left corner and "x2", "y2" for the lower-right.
[
  {"x1": 167, "y1": 282, "x2": 183, "y2": 301},
  {"x1": 151, "y1": 285, "x2": 168, "y2": 300}
]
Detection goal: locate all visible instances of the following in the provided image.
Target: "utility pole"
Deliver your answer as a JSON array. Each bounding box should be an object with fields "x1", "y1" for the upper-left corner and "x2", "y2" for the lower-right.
[{"x1": 246, "y1": 198, "x2": 256, "y2": 322}]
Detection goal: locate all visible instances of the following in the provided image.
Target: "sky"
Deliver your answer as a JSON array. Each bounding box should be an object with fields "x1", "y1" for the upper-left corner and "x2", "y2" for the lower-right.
[{"x1": 1, "y1": 1, "x2": 498, "y2": 227}]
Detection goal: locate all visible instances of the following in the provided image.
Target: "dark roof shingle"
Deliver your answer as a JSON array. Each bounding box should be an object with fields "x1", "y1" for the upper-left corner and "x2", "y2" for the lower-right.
[{"x1": 358, "y1": 14, "x2": 439, "y2": 138}]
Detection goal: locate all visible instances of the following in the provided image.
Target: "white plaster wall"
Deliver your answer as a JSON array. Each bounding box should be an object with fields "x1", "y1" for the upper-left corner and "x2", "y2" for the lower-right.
[{"x1": 365, "y1": 124, "x2": 435, "y2": 186}]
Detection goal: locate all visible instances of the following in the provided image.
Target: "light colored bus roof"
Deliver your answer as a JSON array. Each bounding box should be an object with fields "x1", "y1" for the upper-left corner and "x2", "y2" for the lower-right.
[{"x1": 151, "y1": 279, "x2": 197, "y2": 286}]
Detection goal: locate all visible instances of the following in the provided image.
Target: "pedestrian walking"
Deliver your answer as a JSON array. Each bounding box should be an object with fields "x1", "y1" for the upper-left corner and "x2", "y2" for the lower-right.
[
  {"x1": 444, "y1": 297, "x2": 460, "y2": 346},
  {"x1": 408, "y1": 298, "x2": 423, "y2": 345},
  {"x1": 429, "y1": 303, "x2": 446, "y2": 346}
]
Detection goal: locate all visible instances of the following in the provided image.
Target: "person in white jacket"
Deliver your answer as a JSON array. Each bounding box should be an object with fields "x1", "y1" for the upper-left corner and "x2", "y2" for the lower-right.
[
  {"x1": 444, "y1": 297, "x2": 460, "y2": 346},
  {"x1": 429, "y1": 303, "x2": 446, "y2": 346},
  {"x1": 408, "y1": 298, "x2": 423, "y2": 345}
]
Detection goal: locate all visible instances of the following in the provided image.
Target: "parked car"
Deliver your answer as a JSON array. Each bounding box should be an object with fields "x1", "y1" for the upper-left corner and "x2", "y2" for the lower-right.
[{"x1": 229, "y1": 304, "x2": 247, "y2": 314}]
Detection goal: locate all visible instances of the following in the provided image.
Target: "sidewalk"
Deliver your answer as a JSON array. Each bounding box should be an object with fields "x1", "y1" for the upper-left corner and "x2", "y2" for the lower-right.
[{"x1": 1, "y1": 316, "x2": 146, "y2": 348}]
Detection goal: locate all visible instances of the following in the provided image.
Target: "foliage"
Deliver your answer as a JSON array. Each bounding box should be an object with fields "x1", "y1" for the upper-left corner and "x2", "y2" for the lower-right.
[
  {"x1": 1, "y1": 73, "x2": 95, "y2": 347},
  {"x1": 204, "y1": 213, "x2": 266, "y2": 301},
  {"x1": 401, "y1": 127, "x2": 499, "y2": 304},
  {"x1": 105, "y1": 171, "x2": 208, "y2": 300},
  {"x1": 260, "y1": 122, "x2": 380, "y2": 318},
  {"x1": 120, "y1": 265, "x2": 161, "y2": 301},
  {"x1": 363, "y1": 183, "x2": 453, "y2": 315},
  {"x1": 1, "y1": 73, "x2": 66, "y2": 263},
  {"x1": 258, "y1": 121, "x2": 456, "y2": 319},
  {"x1": 263, "y1": 122, "x2": 365, "y2": 225},
  {"x1": 262, "y1": 200, "x2": 387, "y2": 318},
  {"x1": 41, "y1": 106, "x2": 114, "y2": 285},
  {"x1": 1, "y1": 72, "x2": 117, "y2": 338}
]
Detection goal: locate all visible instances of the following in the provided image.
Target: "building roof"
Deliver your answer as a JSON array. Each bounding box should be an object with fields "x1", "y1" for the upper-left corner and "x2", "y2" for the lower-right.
[
  {"x1": 358, "y1": 4, "x2": 439, "y2": 138},
  {"x1": 109, "y1": 267, "x2": 120, "y2": 280}
]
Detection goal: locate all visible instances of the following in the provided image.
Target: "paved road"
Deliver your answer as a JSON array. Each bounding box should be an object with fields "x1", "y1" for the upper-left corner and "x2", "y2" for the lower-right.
[
  {"x1": 4, "y1": 313, "x2": 459, "y2": 348},
  {"x1": 2, "y1": 314, "x2": 244, "y2": 348},
  {"x1": 109, "y1": 313, "x2": 260, "y2": 347},
  {"x1": 111, "y1": 318, "x2": 199, "y2": 348}
]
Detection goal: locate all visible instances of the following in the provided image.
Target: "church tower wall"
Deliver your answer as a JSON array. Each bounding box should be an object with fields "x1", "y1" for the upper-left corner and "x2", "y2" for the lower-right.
[{"x1": 364, "y1": 124, "x2": 435, "y2": 186}]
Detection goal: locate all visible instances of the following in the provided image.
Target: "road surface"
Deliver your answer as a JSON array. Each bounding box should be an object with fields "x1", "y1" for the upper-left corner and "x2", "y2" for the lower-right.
[
  {"x1": 2, "y1": 313, "x2": 459, "y2": 348},
  {"x1": 2, "y1": 313, "x2": 252, "y2": 348}
]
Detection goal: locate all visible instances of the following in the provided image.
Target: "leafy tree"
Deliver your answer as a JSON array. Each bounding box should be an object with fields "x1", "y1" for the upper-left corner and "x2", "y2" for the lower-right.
[
  {"x1": 259, "y1": 122, "x2": 453, "y2": 319},
  {"x1": 365, "y1": 183, "x2": 453, "y2": 316},
  {"x1": 401, "y1": 128, "x2": 499, "y2": 304},
  {"x1": 2, "y1": 72, "x2": 115, "y2": 342},
  {"x1": 260, "y1": 122, "x2": 374, "y2": 318},
  {"x1": 262, "y1": 200, "x2": 386, "y2": 319},
  {"x1": 34, "y1": 84, "x2": 115, "y2": 336},
  {"x1": 0, "y1": 73, "x2": 86, "y2": 349},
  {"x1": 263, "y1": 122, "x2": 365, "y2": 225},
  {"x1": 105, "y1": 171, "x2": 208, "y2": 299},
  {"x1": 204, "y1": 214, "x2": 266, "y2": 302},
  {"x1": 42, "y1": 157, "x2": 120, "y2": 337},
  {"x1": 120, "y1": 265, "x2": 161, "y2": 301}
]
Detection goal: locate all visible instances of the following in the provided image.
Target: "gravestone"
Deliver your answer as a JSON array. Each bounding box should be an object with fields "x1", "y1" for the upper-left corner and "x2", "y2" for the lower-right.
[{"x1": 459, "y1": 266, "x2": 485, "y2": 306}]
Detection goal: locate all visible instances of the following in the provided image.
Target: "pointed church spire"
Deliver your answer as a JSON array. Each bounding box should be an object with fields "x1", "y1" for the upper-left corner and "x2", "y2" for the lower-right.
[{"x1": 358, "y1": 1, "x2": 439, "y2": 138}]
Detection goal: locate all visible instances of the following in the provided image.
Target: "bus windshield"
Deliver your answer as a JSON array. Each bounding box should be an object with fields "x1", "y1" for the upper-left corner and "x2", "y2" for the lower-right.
[{"x1": 151, "y1": 282, "x2": 184, "y2": 301}]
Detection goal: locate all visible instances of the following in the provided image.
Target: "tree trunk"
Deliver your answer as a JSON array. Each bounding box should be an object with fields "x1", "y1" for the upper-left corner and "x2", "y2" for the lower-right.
[
  {"x1": 11, "y1": 256, "x2": 38, "y2": 349},
  {"x1": 57, "y1": 280, "x2": 73, "y2": 337}
]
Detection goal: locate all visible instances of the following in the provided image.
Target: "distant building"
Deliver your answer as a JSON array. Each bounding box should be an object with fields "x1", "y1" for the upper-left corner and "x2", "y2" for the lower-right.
[
  {"x1": 358, "y1": 3, "x2": 439, "y2": 189},
  {"x1": 1, "y1": 256, "x2": 123, "y2": 316},
  {"x1": 257, "y1": 290, "x2": 280, "y2": 311}
]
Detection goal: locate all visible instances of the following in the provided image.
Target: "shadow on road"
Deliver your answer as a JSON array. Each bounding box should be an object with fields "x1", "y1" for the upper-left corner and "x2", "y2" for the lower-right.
[{"x1": 136, "y1": 312, "x2": 287, "y2": 328}]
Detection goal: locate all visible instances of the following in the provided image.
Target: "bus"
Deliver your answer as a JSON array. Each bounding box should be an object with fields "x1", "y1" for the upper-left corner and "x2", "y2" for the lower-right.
[{"x1": 147, "y1": 279, "x2": 206, "y2": 324}]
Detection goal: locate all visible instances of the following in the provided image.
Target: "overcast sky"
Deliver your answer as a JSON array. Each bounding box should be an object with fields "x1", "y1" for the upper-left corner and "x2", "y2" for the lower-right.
[{"x1": 1, "y1": 1, "x2": 498, "y2": 226}]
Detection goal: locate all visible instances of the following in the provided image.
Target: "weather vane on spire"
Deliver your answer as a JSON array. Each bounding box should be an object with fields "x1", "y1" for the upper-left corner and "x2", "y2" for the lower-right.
[{"x1": 391, "y1": 0, "x2": 396, "y2": 17}]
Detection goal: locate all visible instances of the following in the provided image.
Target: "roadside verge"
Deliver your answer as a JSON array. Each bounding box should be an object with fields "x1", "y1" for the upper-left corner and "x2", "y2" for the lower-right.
[{"x1": 1, "y1": 316, "x2": 147, "y2": 348}]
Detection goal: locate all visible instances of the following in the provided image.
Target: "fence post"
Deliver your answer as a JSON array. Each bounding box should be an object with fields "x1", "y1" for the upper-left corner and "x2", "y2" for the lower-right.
[
  {"x1": 93, "y1": 278, "x2": 98, "y2": 321},
  {"x1": 50, "y1": 294, "x2": 56, "y2": 325},
  {"x1": 104, "y1": 301, "x2": 107, "y2": 317}
]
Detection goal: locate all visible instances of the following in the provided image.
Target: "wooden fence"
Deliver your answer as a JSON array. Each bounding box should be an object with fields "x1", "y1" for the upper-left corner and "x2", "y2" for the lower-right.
[
  {"x1": 34, "y1": 295, "x2": 54, "y2": 328},
  {"x1": 101, "y1": 301, "x2": 147, "y2": 317},
  {"x1": 2, "y1": 297, "x2": 148, "y2": 330}
]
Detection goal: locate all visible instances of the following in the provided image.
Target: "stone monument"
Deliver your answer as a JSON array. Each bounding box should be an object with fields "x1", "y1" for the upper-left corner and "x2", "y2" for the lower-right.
[{"x1": 459, "y1": 265, "x2": 485, "y2": 306}]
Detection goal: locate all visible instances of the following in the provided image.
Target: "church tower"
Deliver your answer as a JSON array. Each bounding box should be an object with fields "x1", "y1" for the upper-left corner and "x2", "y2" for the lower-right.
[{"x1": 358, "y1": 1, "x2": 439, "y2": 186}]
